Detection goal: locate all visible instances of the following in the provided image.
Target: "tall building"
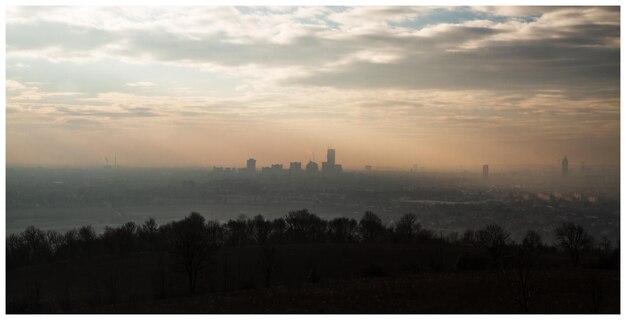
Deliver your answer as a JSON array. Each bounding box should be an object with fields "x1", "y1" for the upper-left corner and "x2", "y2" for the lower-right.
[
  {"x1": 327, "y1": 149, "x2": 335, "y2": 166},
  {"x1": 322, "y1": 148, "x2": 342, "y2": 174},
  {"x1": 246, "y1": 158, "x2": 256, "y2": 172},
  {"x1": 562, "y1": 156, "x2": 569, "y2": 176},
  {"x1": 482, "y1": 164, "x2": 489, "y2": 179},
  {"x1": 306, "y1": 160, "x2": 319, "y2": 173}
]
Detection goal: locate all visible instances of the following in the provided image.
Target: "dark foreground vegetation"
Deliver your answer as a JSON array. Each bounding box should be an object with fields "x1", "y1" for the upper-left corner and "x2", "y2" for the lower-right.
[{"x1": 7, "y1": 210, "x2": 620, "y2": 313}]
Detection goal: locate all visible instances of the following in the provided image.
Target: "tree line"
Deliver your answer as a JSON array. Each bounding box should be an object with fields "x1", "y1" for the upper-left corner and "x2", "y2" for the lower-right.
[
  {"x1": 7, "y1": 209, "x2": 617, "y2": 270},
  {"x1": 6, "y1": 209, "x2": 620, "y2": 314}
]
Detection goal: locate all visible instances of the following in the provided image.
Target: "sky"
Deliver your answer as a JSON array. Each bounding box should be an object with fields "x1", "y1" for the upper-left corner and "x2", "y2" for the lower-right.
[{"x1": 5, "y1": 6, "x2": 620, "y2": 170}]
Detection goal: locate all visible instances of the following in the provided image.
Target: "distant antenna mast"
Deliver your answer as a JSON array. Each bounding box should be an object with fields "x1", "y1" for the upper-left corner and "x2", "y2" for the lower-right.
[{"x1": 115, "y1": 155, "x2": 117, "y2": 168}]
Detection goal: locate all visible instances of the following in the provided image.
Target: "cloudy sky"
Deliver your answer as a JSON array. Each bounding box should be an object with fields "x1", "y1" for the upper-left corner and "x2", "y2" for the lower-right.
[{"x1": 6, "y1": 6, "x2": 620, "y2": 169}]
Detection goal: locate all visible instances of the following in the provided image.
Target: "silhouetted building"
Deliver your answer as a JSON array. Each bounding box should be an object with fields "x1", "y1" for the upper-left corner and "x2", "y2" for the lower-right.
[
  {"x1": 365, "y1": 165, "x2": 372, "y2": 172},
  {"x1": 247, "y1": 158, "x2": 256, "y2": 173},
  {"x1": 562, "y1": 156, "x2": 569, "y2": 176},
  {"x1": 289, "y1": 162, "x2": 302, "y2": 175},
  {"x1": 261, "y1": 164, "x2": 286, "y2": 175},
  {"x1": 482, "y1": 164, "x2": 489, "y2": 179},
  {"x1": 306, "y1": 160, "x2": 319, "y2": 174},
  {"x1": 327, "y1": 149, "x2": 335, "y2": 166},
  {"x1": 322, "y1": 148, "x2": 342, "y2": 174}
]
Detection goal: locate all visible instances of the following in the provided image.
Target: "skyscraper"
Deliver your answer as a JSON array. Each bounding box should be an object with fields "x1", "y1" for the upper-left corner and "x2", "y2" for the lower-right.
[
  {"x1": 482, "y1": 164, "x2": 489, "y2": 179},
  {"x1": 322, "y1": 148, "x2": 342, "y2": 174},
  {"x1": 562, "y1": 156, "x2": 569, "y2": 176},
  {"x1": 327, "y1": 148, "x2": 335, "y2": 166},
  {"x1": 247, "y1": 158, "x2": 256, "y2": 172}
]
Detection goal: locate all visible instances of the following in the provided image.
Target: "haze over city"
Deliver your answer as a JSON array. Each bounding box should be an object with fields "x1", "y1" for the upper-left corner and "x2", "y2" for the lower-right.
[{"x1": 6, "y1": 6, "x2": 620, "y2": 169}]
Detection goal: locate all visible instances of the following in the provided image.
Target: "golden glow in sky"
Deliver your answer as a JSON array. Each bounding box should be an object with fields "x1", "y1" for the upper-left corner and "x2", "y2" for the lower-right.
[{"x1": 6, "y1": 7, "x2": 620, "y2": 169}]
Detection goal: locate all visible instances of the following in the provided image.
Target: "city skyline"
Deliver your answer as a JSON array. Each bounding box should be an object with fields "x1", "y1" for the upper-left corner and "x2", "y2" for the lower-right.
[
  {"x1": 6, "y1": 6, "x2": 620, "y2": 169},
  {"x1": 51, "y1": 150, "x2": 601, "y2": 174}
]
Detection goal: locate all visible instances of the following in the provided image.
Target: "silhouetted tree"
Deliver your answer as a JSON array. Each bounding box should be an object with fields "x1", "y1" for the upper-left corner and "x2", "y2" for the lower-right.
[
  {"x1": 141, "y1": 217, "x2": 159, "y2": 250},
  {"x1": 285, "y1": 209, "x2": 326, "y2": 243},
  {"x1": 522, "y1": 230, "x2": 543, "y2": 251},
  {"x1": 462, "y1": 229, "x2": 476, "y2": 245},
  {"x1": 7, "y1": 233, "x2": 27, "y2": 267},
  {"x1": 477, "y1": 224, "x2": 511, "y2": 266},
  {"x1": 498, "y1": 246, "x2": 540, "y2": 313},
  {"x1": 226, "y1": 217, "x2": 252, "y2": 246},
  {"x1": 394, "y1": 213, "x2": 421, "y2": 243},
  {"x1": 359, "y1": 211, "x2": 385, "y2": 242},
  {"x1": 554, "y1": 222, "x2": 592, "y2": 267},
  {"x1": 22, "y1": 226, "x2": 51, "y2": 263},
  {"x1": 45, "y1": 230, "x2": 63, "y2": 257},
  {"x1": 101, "y1": 226, "x2": 119, "y2": 255},
  {"x1": 119, "y1": 222, "x2": 138, "y2": 253},
  {"x1": 61, "y1": 229, "x2": 80, "y2": 259},
  {"x1": 169, "y1": 212, "x2": 214, "y2": 294},
  {"x1": 250, "y1": 215, "x2": 272, "y2": 244},
  {"x1": 327, "y1": 217, "x2": 358, "y2": 243},
  {"x1": 270, "y1": 218, "x2": 287, "y2": 244},
  {"x1": 100, "y1": 222, "x2": 139, "y2": 255},
  {"x1": 206, "y1": 220, "x2": 226, "y2": 247},
  {"x1": 78, "y1": 225, "x2": 97, "y2": 256},
  {"x1": 596, "y1": 236, "x2": 619, "y2": 269}
]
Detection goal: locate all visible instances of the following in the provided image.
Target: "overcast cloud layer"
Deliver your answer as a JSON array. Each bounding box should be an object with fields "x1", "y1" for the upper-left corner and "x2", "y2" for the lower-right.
[{"x1": 6, "y1": 6, "x2": 620, "y2": 169}]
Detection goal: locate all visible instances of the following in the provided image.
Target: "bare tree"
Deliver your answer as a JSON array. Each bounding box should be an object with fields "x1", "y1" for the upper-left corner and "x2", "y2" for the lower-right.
[
  {"x1": 522, "y1": 230, "x2": 543, "y2": 251},
  {"x1": 226, "y1": 217, "x2": 252, "y2": 246},
  {"x1": 462, "y1": 229, "x2": 476, "y2": 245},
  {"x1": 170, "y1": 212, "x2": 217, "y2": 294},
  {"x1": 554, "y1": 222, "x2": 592, "y2": 267},
  {"x1": 141, "y1": 217, "x2": 159, "y2": 250},
  {"x1": 498, "y1": 247, "x2": 540, "y2": 313},
  {"x1": 285, "y1": 209, "x2": 326, "y2": 243},
  {"x1": 250, "y1": 215, "x2": 272, "y2": 244},
  {"x1": 328, "y1": 217, "x2": 358, "y2": 243},
  {"x1": 477, "y1": 224, "x2": 511, "y2": 266},
  {"x1": 78, "y1": 225, "x2": 97, "y2": 257},
  {"x1": 394, "y1": 213, "x2": 421, "y2": 243},
  {"x1": 22, "y1": 226, "x2": 50, "y2": 263},
  {"x1": 359, "y1": 211, "x2": 385, "y2": 243}
]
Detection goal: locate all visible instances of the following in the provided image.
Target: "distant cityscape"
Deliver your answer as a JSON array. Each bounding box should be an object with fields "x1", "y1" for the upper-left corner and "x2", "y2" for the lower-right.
[
  {"x1": 215, "y1": 148, "x2": 344, "y2": 176},
  {"x1": 210, "y1": 149, "x2": 576, "y2": 180}
]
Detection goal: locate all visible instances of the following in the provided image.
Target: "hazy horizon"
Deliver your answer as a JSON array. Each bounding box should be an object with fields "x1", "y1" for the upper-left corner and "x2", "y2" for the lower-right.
[
  {"x1": 6, "y1": 6, "x2": 620, "y2": 169},
  {"x1": 4, "y1": 159, "x2": 622, "y2": 172}
]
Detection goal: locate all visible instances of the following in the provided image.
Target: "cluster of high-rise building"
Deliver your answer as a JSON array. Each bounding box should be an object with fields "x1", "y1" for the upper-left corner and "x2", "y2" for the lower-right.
[
  {"x1": 222, "y1": 150, "x2": 572, "y2": 178},
  {"x1": 231, "y1": 148, "x2": 343, "y2": 176}
]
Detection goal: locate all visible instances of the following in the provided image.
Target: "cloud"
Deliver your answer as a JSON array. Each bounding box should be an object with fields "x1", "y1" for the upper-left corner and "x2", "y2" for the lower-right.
[
  {"x1": 5, "y1": 6, "x2": 620, "y2": 167},
  {"x1": 126, "y1": 81, "x2": 156, "y2": 87},
  {"x1": 6, "y1": 80, "x2": 81, "y2": 101},
  {"x1": 7, "y1": 6, "x2": 618, "y2": 96}
]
